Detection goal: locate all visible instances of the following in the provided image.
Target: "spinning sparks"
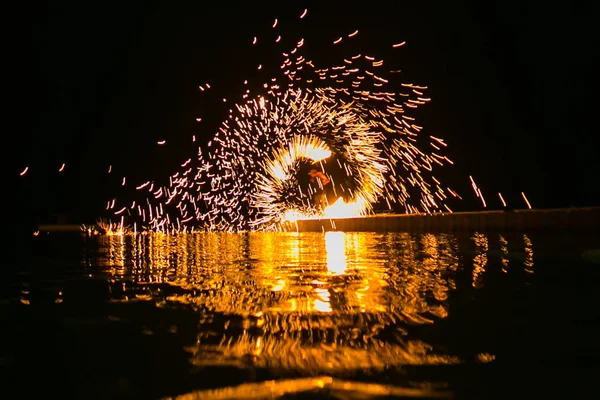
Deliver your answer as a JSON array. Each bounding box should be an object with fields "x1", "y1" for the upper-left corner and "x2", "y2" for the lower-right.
[{"x1": 110, "y1": 9, "x2": 461, "y2": 232}]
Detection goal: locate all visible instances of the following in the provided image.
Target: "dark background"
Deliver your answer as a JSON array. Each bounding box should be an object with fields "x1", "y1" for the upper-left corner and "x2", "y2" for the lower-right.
[{"x1": 6, "y1": 1, "x2": 598, "y2": 227}]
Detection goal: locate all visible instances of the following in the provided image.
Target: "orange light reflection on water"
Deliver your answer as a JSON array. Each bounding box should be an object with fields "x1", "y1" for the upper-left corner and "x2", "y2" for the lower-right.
[{"x1": 92, "y1": 231, "x2": 534, "y2": 374}]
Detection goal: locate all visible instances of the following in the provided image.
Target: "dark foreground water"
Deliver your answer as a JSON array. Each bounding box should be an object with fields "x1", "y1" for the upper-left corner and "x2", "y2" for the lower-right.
[{"x1": 2, "y1": 230, "x2": 599, "y2": 399}]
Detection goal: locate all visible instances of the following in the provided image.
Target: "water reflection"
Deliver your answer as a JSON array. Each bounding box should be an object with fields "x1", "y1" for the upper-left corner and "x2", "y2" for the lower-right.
[
  {"x1": 523, "y1": 234, "x2": 534, "y2": 274},
  {"x1": 472, "y1": 233, "x2": 488, "y2": 288},
  {"x1": 325, "y1": 231, "x2": 349, "y2": 276},
  {"x1": 85, "y1": 231, "x2": 535, "y2": 374},
  {"x1": 499, "y1": 234, "x2": 510, "y2": 273}
]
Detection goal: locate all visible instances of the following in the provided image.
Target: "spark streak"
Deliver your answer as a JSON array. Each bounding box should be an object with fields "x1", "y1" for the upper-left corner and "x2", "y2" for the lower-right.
[{"x1": 521, "y1": 192, "x2": 532, "y2": 209}]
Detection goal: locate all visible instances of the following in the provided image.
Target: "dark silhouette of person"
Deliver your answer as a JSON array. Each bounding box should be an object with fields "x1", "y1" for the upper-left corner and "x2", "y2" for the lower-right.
[{"x1": 308, "y1": 168, "x2": 336, "y2": 211}]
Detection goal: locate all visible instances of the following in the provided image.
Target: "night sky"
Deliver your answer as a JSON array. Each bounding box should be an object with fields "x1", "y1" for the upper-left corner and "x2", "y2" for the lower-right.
[{"x1": 7, "y1": 1, "x2": 598, "y2": 227}]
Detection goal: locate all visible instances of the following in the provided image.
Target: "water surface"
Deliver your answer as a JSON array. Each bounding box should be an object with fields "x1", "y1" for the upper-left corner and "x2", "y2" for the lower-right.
[{"x1": 3, "y1": 230, "x2": 599, "y2": 398}]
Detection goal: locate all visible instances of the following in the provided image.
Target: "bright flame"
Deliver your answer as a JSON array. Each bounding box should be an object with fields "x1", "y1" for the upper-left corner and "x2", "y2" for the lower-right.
[
  {"x1": 323, "y1": 197, "x2": 366, "y2": 219},
  {"x1": 282, "y1": 209, "x2": 302, "y2": 223},
  {"x1": 282, "y1": 197, "x2": 368, "y2": 223},
  {"x1": 265, "y1": 136, "x2": 331, "y2": 181},
  {"x1": 306, "y1": 146, "x2": 332, "y2": 162}
]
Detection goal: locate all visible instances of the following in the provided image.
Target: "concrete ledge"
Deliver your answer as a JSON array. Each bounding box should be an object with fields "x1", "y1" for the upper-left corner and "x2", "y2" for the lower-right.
[
  {"x1": 34, "y1": 207, "x2": 599, "y2": 233},
  {"x1": 288, "y1": 207, "x2": 600, "y2": 232},
  {"x1": 37, "y1": 224, "x2": 83, "y2": 232}
]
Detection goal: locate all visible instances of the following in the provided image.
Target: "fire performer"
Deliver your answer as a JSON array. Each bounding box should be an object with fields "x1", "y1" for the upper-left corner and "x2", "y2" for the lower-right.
[{"x1": 308, "y1": 168, "x2": 335, "y2": 211}]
